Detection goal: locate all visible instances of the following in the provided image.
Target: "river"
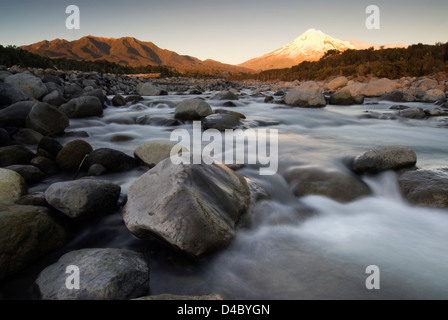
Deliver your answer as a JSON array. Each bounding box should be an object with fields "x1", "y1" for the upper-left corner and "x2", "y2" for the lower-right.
[{"x1": 2, "y1": 89, "x2": 448, "y2": 299}]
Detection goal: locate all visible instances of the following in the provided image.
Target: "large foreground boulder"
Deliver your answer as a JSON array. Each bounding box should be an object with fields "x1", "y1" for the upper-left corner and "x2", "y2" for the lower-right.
[
  {"x1": 45, "y1": 179, "x2": 121, "y2": 219},
  {"x1": 0, "y1": 204, "x2": 68, "y2": 281},
  {"x1": 122, "y1": 157, "x2": 252, "y2": 257},
  {"x1": 351, "y1": 146, "x2": 417, "y2": 174},
  {"x1": 284, "y1": 90, "x2": 326, "y2": 108},
  {"x1": 35, "y1": 248, "x2": 149, "y2": 300},
  {"x1": 398, "y1": 168, "x2": 448, "y2": 208}
]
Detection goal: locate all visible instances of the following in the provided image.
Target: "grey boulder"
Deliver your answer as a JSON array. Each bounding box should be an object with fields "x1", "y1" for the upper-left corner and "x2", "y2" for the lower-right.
[
  {"x1": 352, "y1": 146, "x2": 417, "y2": 174},
  {"x1": 35, "y1": 248, "x2": 149, "y2": 300},
  {"x1": 122, "y1": 157, "x2": 251, "y2": 257},
  {"x1": 45, "y1": 179, "x2": 121, "y2": 219}
]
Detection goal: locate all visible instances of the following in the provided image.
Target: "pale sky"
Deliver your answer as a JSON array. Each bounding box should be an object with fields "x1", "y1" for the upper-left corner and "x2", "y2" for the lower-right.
[{"x1": 0, "y1": 0, "x2": 447, "y2": 65}]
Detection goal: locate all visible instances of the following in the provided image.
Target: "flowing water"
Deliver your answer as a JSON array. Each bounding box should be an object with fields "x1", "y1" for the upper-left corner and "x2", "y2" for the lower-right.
[{"x1": 2, "y1": 90, "x2": 448, "y2": 300}]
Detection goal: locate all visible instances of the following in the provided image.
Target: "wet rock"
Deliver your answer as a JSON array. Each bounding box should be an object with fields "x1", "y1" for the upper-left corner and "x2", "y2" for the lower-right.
[
  {"x1": 424, "y1": 108, "x2": 445, "y2": 116},
  {"x1": 112, "y1": 94, "x2": 126, "y2": 107},
  {"x1": 110, "y1": 135, "x2": 135, "y2": 142},
  {"x1": 38, "y1": 137, "x2": 63, "y2": 158},
  {"x1": 284, "y1": 89, "x2": 326, "y2": 108},
  {"x1": 417, "y1": 79, "x2": 440, "y2": 91},
  {"x1": 31, "y1": 156, "x2": 58, "y2": 174},
  {"x1": 55, "y1": 140, "x2": 93, "y2": 172},
  {"x1": 284, "y1": 166, "x2": 371, "y2": 203},
  {"x1": 137, "y1": 83, "x2": 167, "y2": 96},
  {"x1": 45, "y1": 179, "x2": 121, "y2": 219},
  {"x1": 11, "y1": 128, "x2": 43, "y2": 145},
  {"x1": 202, "y1": 114, "x2": 242, "y2": 131},
  {"x1": 87, "y1": 164, "x2": 107, "y2": 176},
  {"x1": 0, "y1": 168, "x2": 27, "y2": 204},
  {"x1": 326, "y1": 76, "x2": 348, "y2": 91},
  {"x1": 0, "y1": 145, "x2": 35, "y2": 167},
  {"x1": 397, "y1": 107, "x2": 426, "y2": 119},
  {"x1": 35, "y1": 248, "x2": 149, "y2": 300},
  {"x1": 390, "y1": 105, "x2": 409, "y2": 110},
  {"x1": 88, "y1": 148, "x2": 138, "y2": 172},
  {"x1": 64, "y1": 83, "x2": 83, "y2": 98},
  {"x1": 0, "y1": 101, "x2": 34, "y2": 127},
  {"x1": 298, "y1": 81, "x2": 322, "y2": 92},
  {"x1": 212, "y1": 90, "x2": 239, "y2": 101},
  {"x1": 5, "y1": 165, "x2": 44, "y2": 184},
  {"x1": 339, "y1": 83, "x2": 367, "y2": 96},
  {"x1": 42, "y1": 90, "x2": 65, "y2": 106},
  {"x1": 134, "y1": 141, "x2": 185, "y2": 168},
  {"x1": 380, "y1": 91, "x2": 415, "y2": 102},
  {"x1": 421, "y1": 89, "x2": 446, "y2": 103},
  {"x1": 59, "y1": 96, "x2": 103, "y2": 118},
  {"x1": 0, "y1": 129, "x2": 10, "y2": 147},
  {"x1": 122, "y1": 157, "x2": 252, "y2": 257},
  {"x1": 5, "y1": 73, "x2": 48, "y2": 100},
  {"x1": 223, "y1": 101, "x2": 237, "y2": 107},
  {"x1": 264, "y1": 96, "x2": 274, "y2": 103},
  {"x1": 16, "y1": 193, "x2": 49, "y2": 207},
  {"x1": 174, "y1": 98, "x2": 213, "y2": 121},
  {"x1": 81, "y1": 89, "x2": 107, "y2": 105},
  {"x1": 214, "y1": 109, "x2": 246, "y2": 119},
  {"x1": 398, "y1": 168, "x2": 448, "y2": 208},
  {"x1": 274, "y1": 90, "x2": 285, "y2": 96},
  {"x1": 329, "y1": 91, "x2": 357, "y2": 105},
  {"x1": 0, "y1": 82, "x2": 29, "y2": 108},
  {"x1": 125, "y1": 95, "x2": 144, "y2": 104},
  {"x1": 0, "y1": 204, "x2": 68, "y2": 282},
  {"x1": 136, "y1": 115, "x2": 181, "y2": 127},
  {"x1": 26, "y1": 102, "x2": 70, "y2": 136},
  {"x1": 363, "y1": 78, "x2": 397, "y2": 97},
  {"x1": 351, "y1": 146, "x2": 417, "y2": 174}
]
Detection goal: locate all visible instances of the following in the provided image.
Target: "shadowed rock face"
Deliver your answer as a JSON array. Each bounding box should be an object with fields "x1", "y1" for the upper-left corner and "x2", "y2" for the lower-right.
[
  {"x1": 35, "y1": 248, "x2": 149, "y2": 300},
  {"x1": 398, "y1": 168, "x2": 448, "y2": 208},
  {"x1": 122, "y1": 158, "x2": 252, "y2": 258}
]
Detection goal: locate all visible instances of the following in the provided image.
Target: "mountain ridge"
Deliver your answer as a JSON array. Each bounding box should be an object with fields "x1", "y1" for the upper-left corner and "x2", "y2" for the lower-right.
[{"x1": 21, "y1": 36, "x2": 252, "y2": 74}]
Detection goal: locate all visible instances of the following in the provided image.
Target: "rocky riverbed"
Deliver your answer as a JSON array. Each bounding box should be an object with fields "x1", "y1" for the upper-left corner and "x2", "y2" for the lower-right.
[{"x1": 0, "y1": 65, "x2": 448, "y2": 300}]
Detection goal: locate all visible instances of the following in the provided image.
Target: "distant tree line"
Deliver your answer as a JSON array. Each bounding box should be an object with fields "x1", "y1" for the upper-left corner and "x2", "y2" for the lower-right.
[
  {"x1": 0, "y1": 45, "x2": 180, "y2": 77},
  {"x1": 229, "y1": 43, "x2": 448, "y2": 81}
]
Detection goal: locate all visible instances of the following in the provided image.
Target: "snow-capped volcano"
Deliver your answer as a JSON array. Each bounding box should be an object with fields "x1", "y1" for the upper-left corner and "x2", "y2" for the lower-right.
[
  {"x1": 238, "y1": 29, "x2": 405, "y2": 71},
  {"x1": 239, "y1": 29, "x2": 355, "y2": 71},
  {"x1": 271, "y1": 28, "x2": 355, "y2": 59}
]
